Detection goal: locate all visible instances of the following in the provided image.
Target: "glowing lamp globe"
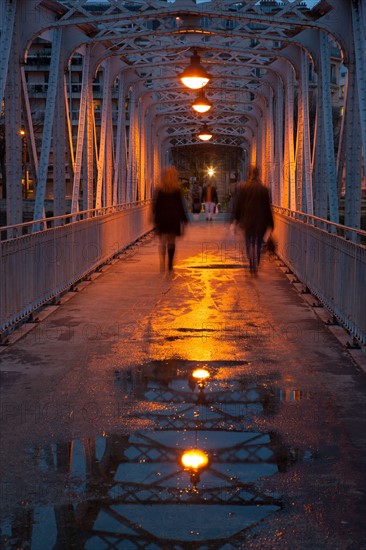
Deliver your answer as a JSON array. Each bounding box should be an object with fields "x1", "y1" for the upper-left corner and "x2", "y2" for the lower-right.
[
  {"x1": 192, "y1": 89, "x2": 212, "y2": 114},
  {"x1": 197, "y1": 123, "x2": 213, "y2": 141},
  {"x1": 179, "y1": 50, "x2": 211, "y2": 90}
]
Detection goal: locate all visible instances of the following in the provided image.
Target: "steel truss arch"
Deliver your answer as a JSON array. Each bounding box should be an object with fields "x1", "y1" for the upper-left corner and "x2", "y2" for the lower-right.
[{"x1": 1, "y1": 0, "x2": 364, "y2": 230}]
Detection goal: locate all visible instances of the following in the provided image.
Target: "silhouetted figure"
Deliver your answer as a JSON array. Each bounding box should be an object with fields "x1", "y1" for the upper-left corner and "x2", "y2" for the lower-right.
[
  {"x1": 153, "y1": 166, "x2": 188, "y2": 272},
  {"x1": 190, "y1": 181, "x2": 203, "y2": 221},
  {"x1": 202, "y1": 182, "x2": 218, "y2": 221},
  {"x1": 234, "y1": 166, "x2": 274, "y2": 274},
  {"x1": 230, "y1": 180, "x2": 244, "y2": 222}
]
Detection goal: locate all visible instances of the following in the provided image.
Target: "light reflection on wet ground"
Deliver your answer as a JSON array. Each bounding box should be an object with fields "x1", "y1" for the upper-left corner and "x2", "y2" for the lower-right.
[
  {"x1": 1, "y1": 226, "x2": 365, "y2": 549},
  {"x1": 1, "y1": 360, "x2": 313, "y2": 549}
]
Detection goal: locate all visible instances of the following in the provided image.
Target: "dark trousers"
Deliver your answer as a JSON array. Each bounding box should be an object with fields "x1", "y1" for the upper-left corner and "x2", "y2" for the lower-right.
[
  {"x1": 159, "y1": 234, "x2": 176, "y2": 271},
  {"x1": 245, "y1": 230, "x2": 264, "y2": 272}
]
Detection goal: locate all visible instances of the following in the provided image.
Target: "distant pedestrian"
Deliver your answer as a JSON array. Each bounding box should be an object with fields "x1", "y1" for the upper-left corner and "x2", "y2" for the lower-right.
[
  {"x1": 233, "y1": 166, "x2": 274, "y2": 274},
  {"x1": 202, "y1": 182, "x2": 218, "y2": 221},
  {"x1": 152, "y1": 166, "x2": 188, "y2": 272},
  {"x1": 230, "y1": 180, "x2": 244, "y2": 223},
  {"x1": 190, "y1": 180, "x2": 203, "y2": 221}
]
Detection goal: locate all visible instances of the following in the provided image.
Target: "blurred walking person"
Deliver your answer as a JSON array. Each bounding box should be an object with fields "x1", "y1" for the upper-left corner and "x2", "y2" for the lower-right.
[
  {"x1": 202, "y1": 181, "x2": 218, "y2": 221},
  {"x1": 152, "y1": 166, "x2": 188, "y2": 272},
  {"x1": 233, "y1": 166, "x2": 274, "y2": 274},
  {"x1": 190, "y1": 180, "x2": 203, "y2": 221}
]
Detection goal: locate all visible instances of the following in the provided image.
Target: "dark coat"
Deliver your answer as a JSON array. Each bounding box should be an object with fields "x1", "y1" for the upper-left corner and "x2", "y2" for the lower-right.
[
  {"x1": 234, "y1": 181, "x2": 274, "y2": 235},
  {"x1": 153, "y1": 189, "x2": 188, "y2": 236}
]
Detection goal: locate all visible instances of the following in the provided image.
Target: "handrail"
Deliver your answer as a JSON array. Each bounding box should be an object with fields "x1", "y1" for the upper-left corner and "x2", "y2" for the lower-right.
[
  {"x1": 273, "y1": 207, "x2": 366, "y2": 345},
  {"x1": 0, "y1": 202, "x2": 154, "y2": 337},
  {"x1": 273, "y1": 206, "x2": 366, "y2": 244},
  {"x1": 0, "y1": 200, "x2": 152, "y2": 241}
]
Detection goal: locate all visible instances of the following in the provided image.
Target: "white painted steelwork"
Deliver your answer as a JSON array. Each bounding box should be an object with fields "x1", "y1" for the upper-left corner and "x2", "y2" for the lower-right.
[
  {"x1": 95, "y1": 59, "x2": 111, "y2": 210},
  {"x1": 33, "y1": 28, "x2": 63, "y2": 224},
  {"x1": 2, "y1": 0, "x2": 364, "y2": 228},
  {"x1": 4, "y1": 1, "x2": 23, "y2": 228},
  {"x1": 71, "y1": 45, "x2": 91, "y2": 215},
  {"x1": 0, "y1": 0, "x2": 17, "y2": 106},
  {"x1": 273, "y1": 207, "x2": 366, "y2": 345},
  {"x1": 296, "y1": 49, "x2": 312, "y2": 215},
  {"x1": 0, "y1": 202, "x2": 153, "y2": 337}
]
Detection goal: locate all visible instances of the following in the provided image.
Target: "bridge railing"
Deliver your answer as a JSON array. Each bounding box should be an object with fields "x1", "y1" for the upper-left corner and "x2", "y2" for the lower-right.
[
  {"x1": 0, "y1": 201, "x2": 153, "y2": 338},
  {"x1": 273, "y1": 207, "x2": 366, "y2": 345},
  {"x1": 0, "y1": 202, "x2": 150, "y2": 241}
]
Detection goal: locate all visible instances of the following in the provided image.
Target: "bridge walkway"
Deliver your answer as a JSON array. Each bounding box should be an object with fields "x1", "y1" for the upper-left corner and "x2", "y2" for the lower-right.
[{"x1": 0, "y1": 220, "x2": 365, "y2": 548}]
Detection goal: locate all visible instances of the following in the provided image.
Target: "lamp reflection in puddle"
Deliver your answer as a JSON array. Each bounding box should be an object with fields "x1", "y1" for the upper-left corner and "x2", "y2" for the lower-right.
[
  {"x1": 189, "y1": 368, "x2": 210, "y2": 404},
  {"x1": 191, "y1": 368, "x2": 210, "y2": 388},
  {"x1": 180, "y1": 449, "x2": 209, "y2": 490}
]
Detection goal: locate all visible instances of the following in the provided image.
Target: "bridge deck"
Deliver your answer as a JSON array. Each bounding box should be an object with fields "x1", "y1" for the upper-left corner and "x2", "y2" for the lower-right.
[{"x1": 1, "y1": 220, "x2": 366, "y2": 548}]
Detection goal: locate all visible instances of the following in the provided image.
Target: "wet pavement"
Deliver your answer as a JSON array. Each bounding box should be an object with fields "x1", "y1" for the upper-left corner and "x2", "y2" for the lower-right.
[{"x1": 0, "y1": 220, "x2": 366, "y2": 549}]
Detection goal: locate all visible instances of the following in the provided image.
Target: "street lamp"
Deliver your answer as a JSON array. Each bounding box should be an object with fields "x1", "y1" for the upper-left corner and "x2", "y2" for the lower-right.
[
  {"x1": 192, "y1": 88, "x2": 212, "y2": 114},
  {"x1": 19, "y1": 127, "x2": 28, "y2": 198},
  {"x1": 196, "y1": 123, "x2": 213, "y2": 141},
  {"x1": 179, "y1": 49, "x2": 211, "y2": 90}
]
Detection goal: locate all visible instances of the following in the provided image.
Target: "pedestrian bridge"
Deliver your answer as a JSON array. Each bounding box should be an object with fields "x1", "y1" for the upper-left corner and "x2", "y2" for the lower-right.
[
  {"x1": 1, "y1": 203, "x2": 365, "y2": 346},
  {"x1": 1, "y1": 0, "x2": 366, "y2": 346},
  {"x1": 2, "y1": 2, "x2": 366, "y2": 546},
  {"x1": 1, "y1": 0, "x2": 366, "y2": 343}
]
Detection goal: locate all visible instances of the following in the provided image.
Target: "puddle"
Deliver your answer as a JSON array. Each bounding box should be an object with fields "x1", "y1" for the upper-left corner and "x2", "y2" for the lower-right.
[
  {"x1": 0, "y1": 371, "x2": 24, "y2": 390},
  {"x1": 1, "y1": 360, "x2": 311, "y2": 549}
]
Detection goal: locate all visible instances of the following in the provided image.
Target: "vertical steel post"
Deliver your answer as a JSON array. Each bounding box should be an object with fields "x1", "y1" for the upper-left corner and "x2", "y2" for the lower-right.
[
  {"x1": 250, "y1": 130, "x2": 257, "y2": 167},
  {"x1": 95, "y1": 59, "x2": 111, "y2": 209},
  {"x1": 137, "y1": 99, "x2": 144, "y2": 200},
  {"x1": 257, "y1": 116, "x2": 263, "y2": 174},
  {"x1": 71, "y1": 45, "x2": 90, "y2": 214},
  {"x1": 127, "y1": 88, "x2": 138, "y2": 202},
  {"x1": 0, "y1": 0, "x2": 17, "y2": 106},
  {"x1": 33, "y1": 28, "x2": 63, "y2": 223},
  {"x1": 113, "y1": 74, "x2": 125, "y2": 205},
  {"x1": 351, "y1": 0, "x2": 366, "y2": 177},
  {"x1": 120, "y1": 78, "x2": 128, "y2": 204},
  {"x1": 274, "y1": 78, "x2": 284, "y2": 206},
  {"x1": 261, "y1": 107, "x2": 267, "y2": 183},
  {"x1": 296, "y1": 50, "x2": 313, "y2": 214},
  {"x1": 84, "y1": 70, "x2": 94, "y2": 212},
  {"x1": 343, "y1": 42, "x2": 362, "y2": 231},
  {"x1": 104, "y1": 105, "x2": 113, "y2": 207},
  {"x1": 53, "y1": 43, "x2": 66, "y2": 220},
  {"x1": 283, "y1": 63, "x2": 295, "y2": 210},
  {"x1": 265, "y1": 87, "x2": 274, "y2": 195},
  {"x1": 152, "y1": 122, "x2": 159, "y2": 193},
  {"x1": 318, "y1": 33, "x2": 338, "y2": 223},
  {"x1": 145, "y1": 110, "x2": 153, "y2": 199},
  {"x1": 312, "y1": 85, "x2": 327, "y2": 218},
  {"x1": 5, "y1": 4, "x2": 23, "y2": 228}
]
